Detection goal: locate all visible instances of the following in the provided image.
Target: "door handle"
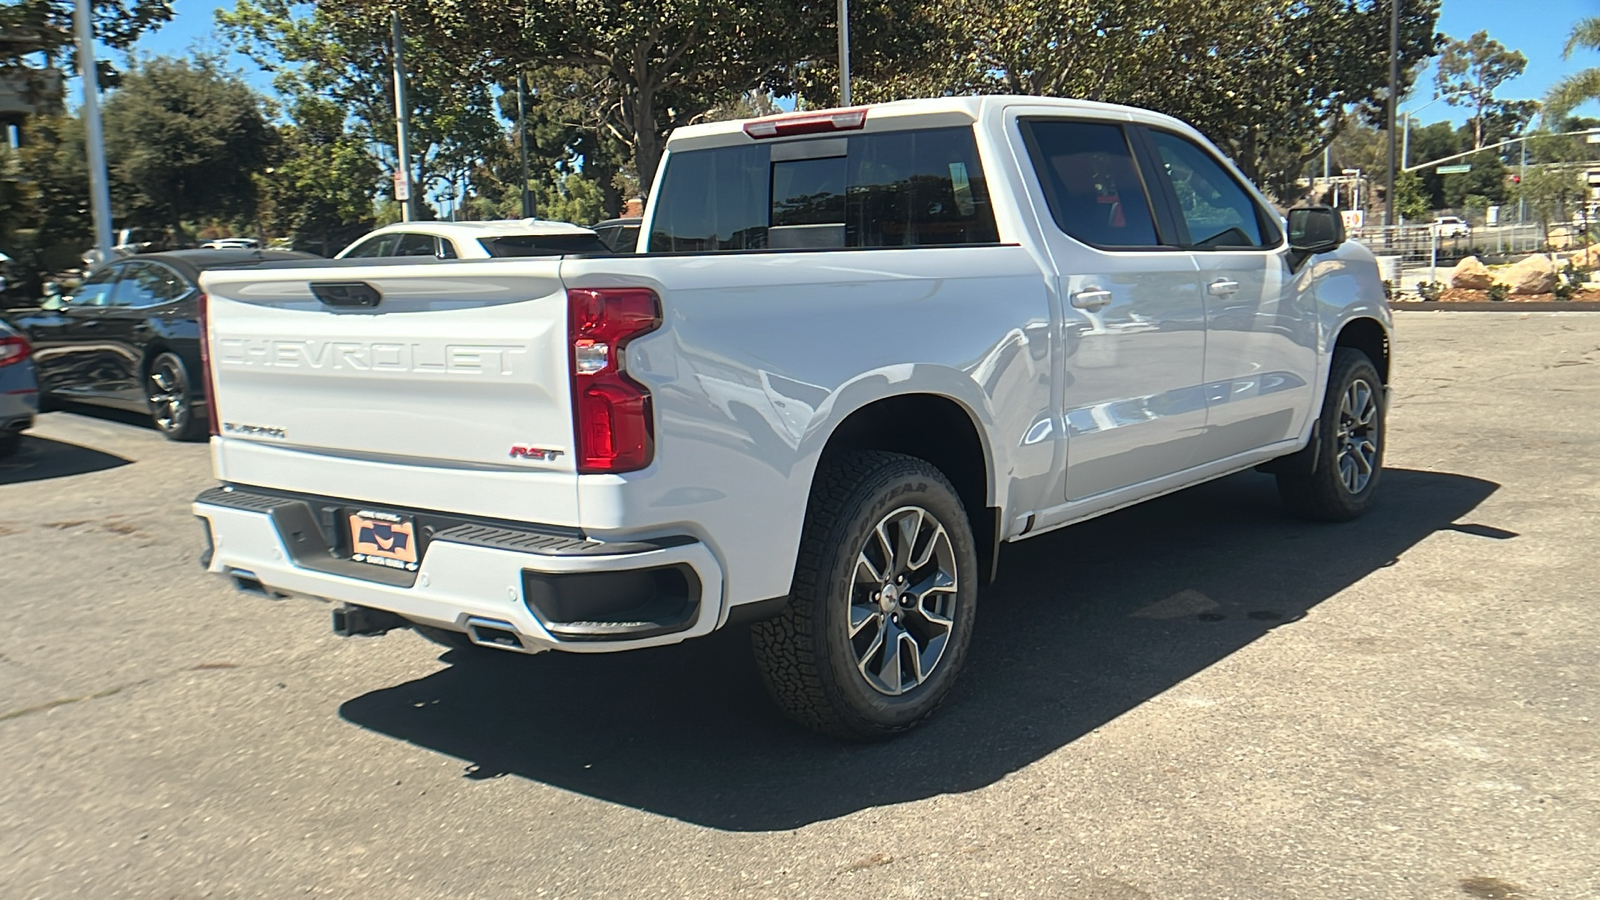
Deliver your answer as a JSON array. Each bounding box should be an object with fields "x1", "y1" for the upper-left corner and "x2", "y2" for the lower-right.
[
  {"x1": 1208, "y1": 279, "x2": 1241, "y2": 296},
  {"x1": 1071, "y1": 289, "x2": 1113, "y2": 311}
]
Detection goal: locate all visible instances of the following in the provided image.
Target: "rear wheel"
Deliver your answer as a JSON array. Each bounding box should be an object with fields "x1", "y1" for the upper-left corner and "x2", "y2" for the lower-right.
[
  {"x1": 146, "y1": 352, "x2": 206, "y2": 442},
  {"x1": 0, "y1": 429, "x2": 20, "y2": 458},
  {"x1": 1277, "y1": 348, "x2": 1385, "y2": 521},
  {"x1": 752, "y1": 451, "x2": 978, "y2": 740}
]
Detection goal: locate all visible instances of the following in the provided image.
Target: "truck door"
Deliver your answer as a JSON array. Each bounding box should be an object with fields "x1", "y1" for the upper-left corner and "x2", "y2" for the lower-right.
[
  {"x1": 1135, "y1": 128, "x2": 1318, "y2": 462},
  {"x1": 1012, "y1": 114, "x2": 1208, "y2": 501}
]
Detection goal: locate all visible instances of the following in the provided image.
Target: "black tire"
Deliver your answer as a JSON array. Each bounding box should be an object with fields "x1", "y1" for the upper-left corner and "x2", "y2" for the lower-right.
[
  {"x1": 0, "y1": 429, "x2": 20, "y2": 458},
  {"x1": 751, "y1": 451, "x2": 979, "y2": 740},
  {"x1": 1277, "y1": 348, "x2": 1385, "y2": 521},
  {"x1": 145, "y1": 351, "x2": 206, "y2": 442}
]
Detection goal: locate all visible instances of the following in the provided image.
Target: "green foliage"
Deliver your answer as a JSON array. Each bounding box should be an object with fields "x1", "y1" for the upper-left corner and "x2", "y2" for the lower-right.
[
  {"x1": 1543, "y1": 17, "x2": 1600, "y2": 124},
  {"x1": 217, "y1": 0, "x2": 503, "y2": 198},
  {"x1": 1486, "y1": 283, "x2": 1509, "y2": 302},
  {"x1": 1435, "y1": 30, "x2": 1530, "y2": 150},
  {"x1": 1553, "y1": 279, "x2": 1575, "y2": 301},
  {"x1": 100, "y1": 57, "x2": 273, "y2": 236},
  {"x1": 0, "y1": 1, "x2": 173, "y2": 82},
  {"x1": 1416, "y1": 281, "x2": 1444, "y2": 302},
  {"x1": 1393, "y1": 170, "x2": 1431, "y2": 222},
  {"x1": 892, "y1": 0, "x2": 1442, "y2": 201},
  {"x1": 257, "y1": 97, "x2": 382, "y2": 256},
  {"x1": 1443, "y1": 152, "x2": 1509, "y2": 209},
  {"x1": 1513, "y1": 165, "x2": 1587, "y2": 241}
]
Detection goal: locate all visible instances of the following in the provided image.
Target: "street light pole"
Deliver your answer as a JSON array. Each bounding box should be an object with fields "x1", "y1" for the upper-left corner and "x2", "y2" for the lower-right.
[
  {"x1": 73, "y1": 0, "x2": 113, "y2": 260},
  {"x1": 517, "y1": 70, "x2": 533, "y2": 219},
  {"x1": 837, "y1": 0, "x2": 851, "y2": 106},
  {"x1": 391, "y1": 11, "x2": 416, "y2": 222},
  {"x1": 1384, "y1": 0, "x2": 1400, "y2": 226}
]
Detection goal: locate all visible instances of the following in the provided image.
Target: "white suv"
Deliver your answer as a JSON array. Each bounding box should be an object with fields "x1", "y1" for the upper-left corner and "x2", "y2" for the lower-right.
[
  {"x1": 1432, "y1": 216, "x2": 1471, "y2": 238},
  {"x1": 337, "y1": 219, "x2": 610, "y2": 260}
]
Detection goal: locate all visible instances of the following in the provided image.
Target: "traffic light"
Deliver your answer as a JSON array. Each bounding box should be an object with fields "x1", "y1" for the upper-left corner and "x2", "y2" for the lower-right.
[{"x1": 1511, "y1": 174, "x2": 1521, "y2": 184}]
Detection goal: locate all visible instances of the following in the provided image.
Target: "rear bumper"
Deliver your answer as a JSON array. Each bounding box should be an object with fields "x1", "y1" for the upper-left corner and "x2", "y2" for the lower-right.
[{"x1": 193, "y1": 485, "x2": 725, "y2": 654}]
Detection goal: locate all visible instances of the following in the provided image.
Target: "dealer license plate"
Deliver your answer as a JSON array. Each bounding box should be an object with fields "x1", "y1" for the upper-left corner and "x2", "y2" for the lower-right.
[{"x1": 348, "y1": 510, "x2": 420, "y2": 571}]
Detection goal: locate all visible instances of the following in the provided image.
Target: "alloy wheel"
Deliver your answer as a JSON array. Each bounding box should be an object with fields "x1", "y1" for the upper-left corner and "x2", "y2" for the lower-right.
[
  {"x1": 848, "y1": 505, "x2": 960, "y2": 696},
  {"x1": 1335, "y1": 377, "x2": 1379, "y2": 494},
  {"x1": 149, "y1": 357, "x2": 189, "y2": 435}
]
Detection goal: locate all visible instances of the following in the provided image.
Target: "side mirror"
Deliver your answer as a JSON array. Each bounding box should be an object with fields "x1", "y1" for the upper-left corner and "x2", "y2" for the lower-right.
[{"x1": 1287, "y1": 206, "x2": 1344, "y2": 255}]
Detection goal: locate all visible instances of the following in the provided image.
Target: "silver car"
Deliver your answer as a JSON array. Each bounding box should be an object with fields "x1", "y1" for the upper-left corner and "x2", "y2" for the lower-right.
[{"x1": 0, "y1": 318, "x2": 37, "y2": 457}]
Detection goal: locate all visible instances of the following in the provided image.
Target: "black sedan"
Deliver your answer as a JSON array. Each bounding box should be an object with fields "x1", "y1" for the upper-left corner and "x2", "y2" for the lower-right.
[{"x1": 7, "y1": 249, "x2": 314, "y2": 441}]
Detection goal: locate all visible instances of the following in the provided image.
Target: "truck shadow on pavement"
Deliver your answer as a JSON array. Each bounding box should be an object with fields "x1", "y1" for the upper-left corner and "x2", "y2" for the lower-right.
[
  {"x1": 339, "y1": 467, "x2": 1499, "y2": 831},
  {"x1": 0, "y1": 435, "x2": 131, "y2": 485}
]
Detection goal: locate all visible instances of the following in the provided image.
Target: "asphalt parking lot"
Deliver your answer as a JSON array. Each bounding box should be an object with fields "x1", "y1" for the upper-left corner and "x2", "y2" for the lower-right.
[{"x1": 2, "y1": 311, "x2": 1598, "y2": 900}]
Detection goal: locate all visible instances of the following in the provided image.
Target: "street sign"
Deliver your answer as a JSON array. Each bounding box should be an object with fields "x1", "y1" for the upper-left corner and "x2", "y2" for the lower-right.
[
  {"x1": 393, "y1": 170, "x2": 410, "y2": 202},
  {"x1": 1436, "y1": 164, "x2": 1472, "y2": 174}
]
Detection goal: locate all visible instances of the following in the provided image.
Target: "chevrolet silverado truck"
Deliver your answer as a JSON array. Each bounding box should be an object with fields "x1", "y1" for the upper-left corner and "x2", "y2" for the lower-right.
[{"x1": 194, "y1": 96, "x2": 1390, "y2": 739}]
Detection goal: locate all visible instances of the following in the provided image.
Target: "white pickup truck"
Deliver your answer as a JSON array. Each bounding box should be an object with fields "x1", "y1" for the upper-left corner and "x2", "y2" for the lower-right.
[{"x1": 194, "y1": 96, "x2": 1390, "y2": 739}]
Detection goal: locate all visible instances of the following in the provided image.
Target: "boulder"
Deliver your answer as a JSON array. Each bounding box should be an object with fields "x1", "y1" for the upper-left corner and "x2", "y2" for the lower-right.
[
  {"x1": 1450, "y1": 256, "x2": 1493, "y2": 290},
  {"x1": 1493, "y1": 254, "x2": 1558, "y2": 295}
]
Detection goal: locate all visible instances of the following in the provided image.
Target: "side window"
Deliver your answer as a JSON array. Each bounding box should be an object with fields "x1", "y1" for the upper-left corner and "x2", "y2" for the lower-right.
[
  {"x1": 1020, "y1": 119, "x2": 1161, "y2": 248},
  {"x1": 343, "y1": 234, "x2": 399, "y2": 258},
  {"x1": 648, "y1": 144, "x2": 770, "y2": 252},
  {"x1": 846, "y1": 128, "x2": 999, "y2": 247},
  {"x1": 436, "y1": 237, "x2": 458, "y2": 259},
  {"x1": 395, "y1": 233, "x2": 437, "y2": 257},
  {"x1": 110, "y1": 262, "x2": 188, "y2": 307},
  {"x1": 70, "y1": 267, "x2": 119, "y2": 307},
  {"x1": 647, "y1": 127, "x2": 1000, "y2": 252},
  {"x1": 1145, "y1": 130, "x2": 1272, "y2": 249}
]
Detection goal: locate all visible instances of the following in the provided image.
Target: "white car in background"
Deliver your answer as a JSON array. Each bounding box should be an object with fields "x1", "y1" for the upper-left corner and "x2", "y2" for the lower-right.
[
  {"x1": 336, "y1": 219, "x2": 611, "y2": 260},
  {"x1": 1431, "y1": 216, "x2": 1471, "y2": 238}
]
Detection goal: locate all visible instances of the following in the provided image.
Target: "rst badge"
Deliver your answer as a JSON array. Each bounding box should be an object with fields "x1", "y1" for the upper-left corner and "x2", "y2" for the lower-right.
[{"x1": 510, "y1": 446, "x2": 564, "y2": 461}]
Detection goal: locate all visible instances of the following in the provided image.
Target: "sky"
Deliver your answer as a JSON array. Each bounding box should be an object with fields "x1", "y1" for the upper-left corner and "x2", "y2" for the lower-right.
[{"x1": 76, "y1": 0, "x2": 1600, "y2": 128}]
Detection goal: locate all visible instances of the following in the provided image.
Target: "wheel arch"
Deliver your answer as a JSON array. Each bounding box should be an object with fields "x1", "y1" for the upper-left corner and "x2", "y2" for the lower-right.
[
  {"x1": 1332, "y1": 316, "x2": 1390, "y2": 383},
  {"x1": 813, "y1": 392, "x2": 1001, "y2": 583}
]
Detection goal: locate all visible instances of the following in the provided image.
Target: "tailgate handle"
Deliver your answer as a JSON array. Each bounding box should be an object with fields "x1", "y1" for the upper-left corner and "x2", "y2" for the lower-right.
[{"x1": 310, "y1": 282, "x2": 382, "y2": 309}]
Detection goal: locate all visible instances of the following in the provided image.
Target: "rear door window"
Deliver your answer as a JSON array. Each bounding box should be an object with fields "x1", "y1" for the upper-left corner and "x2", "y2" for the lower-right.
[
  {"x1": 110, "y1": 262, "x2": 189, "y2": 307},
  {"x1": 394, "y1": 233, "x2": 438, "y2": 257},
  {"x1": 648, "y1": 127, "x2": 999, "y2": 252},
  {"x1": 1020, "y1": 119, "x2": 1162, "y2": 249},
  {"x1": 342, "y1": 234, "x2": 401, "y2": 258}
]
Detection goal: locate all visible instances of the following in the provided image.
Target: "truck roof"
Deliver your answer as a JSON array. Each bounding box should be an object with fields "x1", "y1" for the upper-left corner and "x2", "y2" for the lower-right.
[{"x1": 667, "y1": 95, "x2": 1198, "y2": 148}]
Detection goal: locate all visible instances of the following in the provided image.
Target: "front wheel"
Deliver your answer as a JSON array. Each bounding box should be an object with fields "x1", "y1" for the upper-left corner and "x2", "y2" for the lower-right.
[
  {"x1": 751, "y1": 451, "x2": 979, "y2": 740},
  {"x1": 1277, "y1": 348, "x2": 1385, "y2": 521},
  {"x1": 146, "y1": 352, "x2": 206, "y2": 442}
]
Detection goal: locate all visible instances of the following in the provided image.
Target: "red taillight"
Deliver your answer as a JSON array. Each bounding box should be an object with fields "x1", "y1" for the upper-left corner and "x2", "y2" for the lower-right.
[
  {"x1": 196, "y1": 292, "x2": 219, "y2": 436},
  {"x1": 0, "y1": 333, "x2": 30, "y2": 367},
  {"x1": 568, "y1": 288, "x2": 662, "y2": 473},
  {"x1": 742, "y1": 108, "x2": 868, "y2": 139}
]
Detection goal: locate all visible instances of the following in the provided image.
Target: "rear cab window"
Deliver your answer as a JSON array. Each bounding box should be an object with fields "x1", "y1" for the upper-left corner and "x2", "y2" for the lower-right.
[{"x1": 648, "y1": 126, "x2": 1000, "y2": 252}]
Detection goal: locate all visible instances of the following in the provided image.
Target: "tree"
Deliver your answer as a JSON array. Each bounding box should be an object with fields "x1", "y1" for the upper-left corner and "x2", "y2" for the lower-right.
[
  {"x1": 1435, "y1": 30, "x2": 1528, "y2": 150},
  {"x1": 100, "y1": 57, "x2": 274, "y2": 237},
  {"x1": 1544, "y1": 17, "x2": 1600, "y2": 125},
  {"x1": 1392, "y1": 169, "x2": 1430, "y2": 222},
  {"x1": 1405, "y1": 120, "x2": 1464, "y2": 209},
  {"x1": 1514, "y1": 165, "x2": 1586, "y2": 244},
  {"x1": 858, "y1": 0, "x2": 1441, "y2": 202},
  {"x1": 0, "y1": 1, "x2": 172, "y2": 79},
  {"x1": 366, "y1": 0, "x2": 941, "y2": 194},
  {"x1": 257, "y1": 97, "x2": 382, "y2": 255},
  {"x1": 1441, "y1": 151, "x2": 1508, "y2": 210},
  {"x1": 217, "y1": 0, "x2": 504, "y2": 202}
]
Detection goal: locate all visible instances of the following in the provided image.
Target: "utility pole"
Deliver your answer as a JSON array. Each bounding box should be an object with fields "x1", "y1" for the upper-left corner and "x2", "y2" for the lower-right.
[
  {"x1": 1384, "y1": 0, "x2": 1400, "y2": 227},
  {"x1": 837, "y1": 0, "x2": 851, "y2": 106},
  {"x1": 1519, "y1": 138, "x2": 1528, "y2": 226},
  {"x1": 391, "y1": 11, "x2": 416, "y2": 222},
  {"x1": 517, "y1": 71, "x2": 534, "y2": 219},
  {"x1": 73, "y1": 0, "x2": 112, "y2": 260}
]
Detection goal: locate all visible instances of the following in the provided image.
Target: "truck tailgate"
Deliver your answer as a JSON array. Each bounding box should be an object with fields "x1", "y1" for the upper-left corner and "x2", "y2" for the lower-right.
[{"x1": 199, "y1": 260, "x2": 580, "y2": 525}]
